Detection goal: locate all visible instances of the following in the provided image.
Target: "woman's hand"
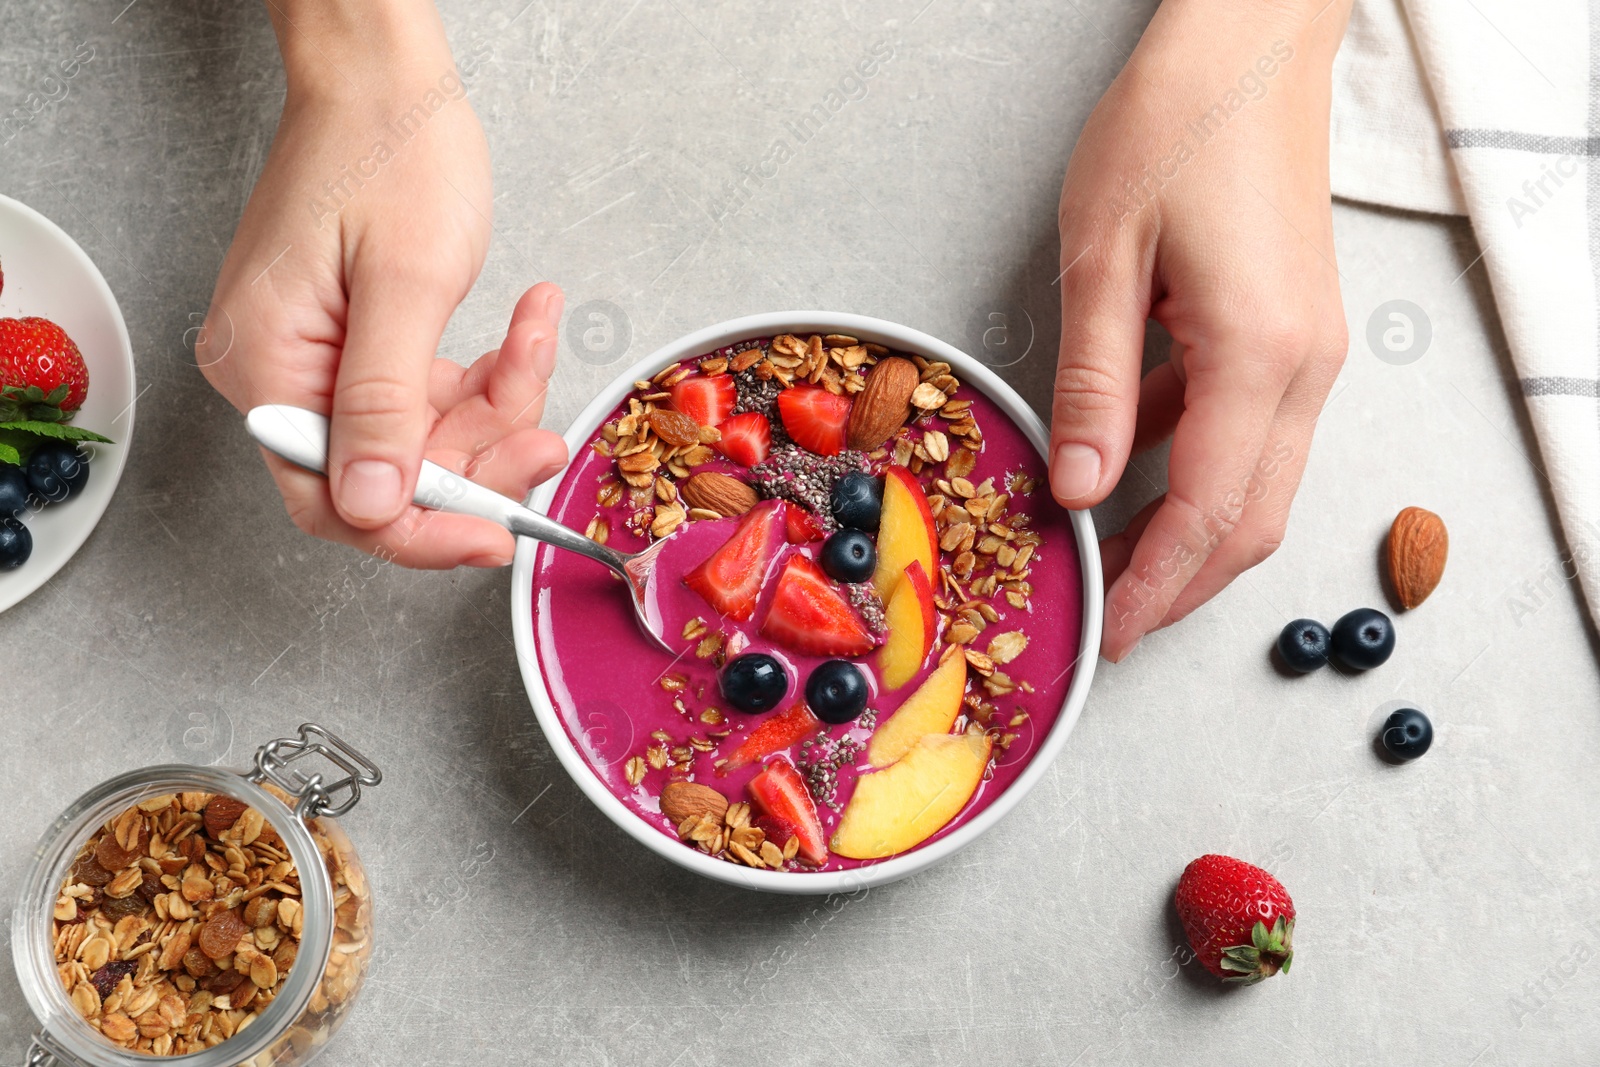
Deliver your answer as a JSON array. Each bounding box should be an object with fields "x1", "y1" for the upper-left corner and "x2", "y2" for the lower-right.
[
  {"x1": 1050, "y1": 0, "x2": 1354, "y2": 660},
  {"x1": 199, "y1": 1, "x2": 566, "y2": 567}
]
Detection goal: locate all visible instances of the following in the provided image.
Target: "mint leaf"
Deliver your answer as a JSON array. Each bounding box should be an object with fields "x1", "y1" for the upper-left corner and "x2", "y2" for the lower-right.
[
  {"x1": 0, "y1": 443, "x2": 19, "y2": 467},
  {"x1": 0, "y1": 420, "x2": 113, "y2": 444}
]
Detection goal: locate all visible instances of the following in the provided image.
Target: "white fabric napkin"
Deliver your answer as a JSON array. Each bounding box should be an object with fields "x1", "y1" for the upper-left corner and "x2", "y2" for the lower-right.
[{"x1": 1330, "y1": 0, "x2": 1600, "y2": 629}]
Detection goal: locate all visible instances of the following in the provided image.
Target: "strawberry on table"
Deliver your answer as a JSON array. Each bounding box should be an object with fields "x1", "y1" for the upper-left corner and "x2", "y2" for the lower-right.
[
  {"x1": 714, "y1": 411, "x2": 772, "y2": 467},
  {"x1": 747, "y1": 758, "x2": 828, "y2": 866},
  {"x1": 0, "y1": 317, "x2": 89, "y2": 417},
  {"x1": 1174, "y1": 854, "x2": 1296, "y2": 983},
  {"x1": 759, "y1": 555, "x2": 874, "y2": 656},
  {"x1": 684, "y1": 500, "x2": 784, "y2": 621},
  {"x1": 776, "y1": 384, "x2": 851, "y2": 456},
  {"x1": 720, "y1": 704, "x2": 823, "y2": 775},
  {"x1": 669, "y1": 373, "x2": 736, "y2": 428}
]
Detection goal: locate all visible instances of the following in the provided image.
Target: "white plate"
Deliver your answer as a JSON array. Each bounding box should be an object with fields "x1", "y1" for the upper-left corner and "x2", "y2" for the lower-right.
[
  {"x1": 0, "y1": 194, "x2": 136, "y2": 611},
  {"x1": 511, "y1": 312, "x2": 1102, "y2": 894}
]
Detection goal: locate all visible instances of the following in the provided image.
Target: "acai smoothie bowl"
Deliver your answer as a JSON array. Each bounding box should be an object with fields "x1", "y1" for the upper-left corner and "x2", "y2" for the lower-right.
[{"x1": 510, "y1": 313, "x2": 1101, "y2": 893}]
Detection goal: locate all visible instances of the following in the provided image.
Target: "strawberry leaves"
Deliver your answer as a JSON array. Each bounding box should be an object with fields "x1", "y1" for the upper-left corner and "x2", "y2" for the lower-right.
[
  {"x1": 0, "y1": 384, "x2": 72, "y2": 424},
  {"x1": 1218, "y1": 917, "x2": 1295, "y2": 984},
  {"x1": 0, "y1": 390, "x2": 113, "y2": 467}
]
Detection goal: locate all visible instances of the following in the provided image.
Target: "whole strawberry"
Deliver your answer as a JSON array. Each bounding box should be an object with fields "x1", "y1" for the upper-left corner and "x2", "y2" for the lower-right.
[
  {"x1": 1175, "y1": 854, "x2": 1295, "y2": 983},
  {"x1": 0, "y1": 317, "x2": 88, "y2": 418}
]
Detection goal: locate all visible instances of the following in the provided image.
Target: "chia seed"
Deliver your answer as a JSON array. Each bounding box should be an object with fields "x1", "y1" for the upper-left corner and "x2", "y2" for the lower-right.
[
  {"x1": 799, "y1": 731, "x2": 865, "y2": 812},
  {"x1": 749, "y1": 446, "x2": 869, "y2": 529},
  {"x1": 846, "y1": 582, "x2": 887, "y2": 636},
  {"x1": 733, "y1": 367, "x2": 784, "y2": 418}
]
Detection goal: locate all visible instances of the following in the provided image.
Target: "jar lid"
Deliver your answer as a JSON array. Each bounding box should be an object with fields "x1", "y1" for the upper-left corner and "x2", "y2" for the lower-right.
[{"x1": 13, "y1": 724, "x2": 381, "y2": 1066}]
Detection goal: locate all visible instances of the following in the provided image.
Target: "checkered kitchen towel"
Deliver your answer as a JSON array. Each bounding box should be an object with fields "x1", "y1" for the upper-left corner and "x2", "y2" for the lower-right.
[{"x1": 1331, "y1": 0, "x2": 1600, "y2": 629}]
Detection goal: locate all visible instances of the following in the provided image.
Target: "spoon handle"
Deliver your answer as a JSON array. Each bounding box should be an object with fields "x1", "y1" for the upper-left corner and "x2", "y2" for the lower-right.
[{"x1": 245, "y1": 404, "x2": 631, "y2": 573}]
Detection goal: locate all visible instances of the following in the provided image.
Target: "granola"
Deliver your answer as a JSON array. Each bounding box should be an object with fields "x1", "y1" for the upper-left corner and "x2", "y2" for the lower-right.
[{"x1": 53, "y1": 790, "x2": 371, "y2": 1055}]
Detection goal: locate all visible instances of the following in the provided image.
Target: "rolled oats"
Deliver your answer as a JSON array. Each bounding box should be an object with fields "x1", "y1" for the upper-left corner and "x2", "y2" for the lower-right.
[{"x1": 910, "y1": 382, "x2": 947, "y2": 410}]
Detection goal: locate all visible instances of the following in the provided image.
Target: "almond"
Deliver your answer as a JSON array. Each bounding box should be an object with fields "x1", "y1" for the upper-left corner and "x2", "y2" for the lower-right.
[
  {"x1": 660, "y1": 782, "x2": 729, "y2": 828},
  {"x1": 1386, "y1": 506, "x2": 1447, "y2": 609},
  {"x1": 202, "y1": 796, "x2": 248, "y2": 838},
  {"x1": 680, "y1": 472, "x2": 758, "y2": 517},
  {"x1": 846, "y1": 356, "x2": 918, "y2": 450}
]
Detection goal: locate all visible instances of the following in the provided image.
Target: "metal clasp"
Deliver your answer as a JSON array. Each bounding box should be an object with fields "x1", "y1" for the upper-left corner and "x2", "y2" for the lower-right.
[
  {"x1": 27, "y1": 1031, "x2": 65, "y2": 1066},
  {"x1": 248, "y1": 723, "x2": 382, "y2": 819}
]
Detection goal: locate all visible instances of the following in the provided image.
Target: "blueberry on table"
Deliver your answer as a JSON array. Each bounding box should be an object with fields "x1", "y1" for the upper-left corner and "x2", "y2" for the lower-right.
[
  {"x1": 830, "y1": 471, "x2": 882, "y2": 532},
  {"x1": 821, "y1": 529, "x2": 877, "y2": 584},
  {"x1": 0, "y1": 517, "x2": 30, "y2": 569},
  {"x1": 0, "y1": 465, "x2": 29, "y2": 517},
  {"x1": 26, "y1": 442, "x2": 90, "y2": 504},
  {"x1": 720, "y1": 653, "x2": 789, "y2": 713},
  {"x1": 1276, "y1": 619, "x2": 1331, "y2": 673},
  {"x1": 1380, "y1": 707, "x2": 1432, "y2": 761},
  {"x1": 805, "y1": 660, "x2": 869, "y2": 724},
  {"x1": 1330, "y1": 607, "x2": 1395, "y2": 670}
]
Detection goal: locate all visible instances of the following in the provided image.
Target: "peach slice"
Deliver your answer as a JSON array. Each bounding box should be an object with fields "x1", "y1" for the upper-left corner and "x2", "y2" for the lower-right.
[
  {"x1": 872, "y1": 466, "x2": 939, "y2": 602},
  {"x1": 830, "y1": 730, "x2": 993, "y2": 859},
  {"x1": 867, "y1": 649, "x2": 969, "y2": 768},
  {"x1": 878, "y1": 562, "x2": 936, "y2": 689}
]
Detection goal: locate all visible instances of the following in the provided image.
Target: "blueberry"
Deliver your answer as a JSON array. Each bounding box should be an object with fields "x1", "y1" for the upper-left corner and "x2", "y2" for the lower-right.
[
  {"x1": 0, "y1": 517, "x2": 30, "y2": 569},
  {"x1": 1331, "y1": 607, "x2": 1395, "y2": 670},
  {"x1": 26, "y1": 443, "x2": 90, "y2": 504},
  {"x1": 0, "y1": 465, "x2": 29, "y2": 517},
  {"x1": 1379, "y1": 707, "x2": 1432, "y2": 761},
  {"x1": 720, "y1": 653, "x2": 789, "y2": 713},
  {"x1": 805, "y1": 660, "x2": 869, "y2": 724},
  {"x1": 830, "y1": 471, "x2": 882, "y2": 532},
  {"x1": 821, "y1": 529, "x2": 876, "y2": 584},
  {"x1": 1276, "y1": 618, "x2": 1331, "y2": 673}
]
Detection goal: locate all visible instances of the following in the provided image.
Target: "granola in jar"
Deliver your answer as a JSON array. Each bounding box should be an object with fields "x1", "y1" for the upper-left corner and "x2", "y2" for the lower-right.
[{"x1": 52, "y1": 789, "x2": 371, "y2": 1056}]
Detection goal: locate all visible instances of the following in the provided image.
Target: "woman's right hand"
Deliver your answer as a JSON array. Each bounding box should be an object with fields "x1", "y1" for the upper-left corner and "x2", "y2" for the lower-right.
[{"x1": 199, "y1": 0, "x2": 566, "y2": 568}]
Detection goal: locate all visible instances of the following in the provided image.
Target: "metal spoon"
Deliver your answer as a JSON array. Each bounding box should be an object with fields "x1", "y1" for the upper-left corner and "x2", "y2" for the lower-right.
[{"x1": 245, "y1": 404, "x2": 674, "y2": 652}]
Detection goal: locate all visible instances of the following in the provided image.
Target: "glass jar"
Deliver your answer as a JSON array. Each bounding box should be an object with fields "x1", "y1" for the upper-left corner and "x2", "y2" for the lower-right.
[{"x1": 11, "y1": 724, "x2": 382, "y2": 1067}]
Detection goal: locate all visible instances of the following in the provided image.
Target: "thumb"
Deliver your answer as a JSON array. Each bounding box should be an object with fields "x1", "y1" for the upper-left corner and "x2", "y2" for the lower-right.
[
  {"x1": 1049, "y1": 242, "x2": 1149, "y2": 509},
  {"x1": 327, "y1": 260, "x2": 458, "y2": 529}
]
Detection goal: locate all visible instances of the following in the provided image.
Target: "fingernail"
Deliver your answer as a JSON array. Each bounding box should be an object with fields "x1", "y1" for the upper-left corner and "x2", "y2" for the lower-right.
[
  {"x1": 467, "y1": 552, "x2": 513, "y2": 568},
  {"x1": 1113, "y1": 635, "x2": 1142, "y2": 662},
  {"x1": 540, "y1": 288, "x2": 565, "y2": 330},
  {"x1": 1051, "y1": 442, "x2": 1101, "y2": 502},
  {"x1": 339, "y1": 460, "x2": 404, "y2": 523}
]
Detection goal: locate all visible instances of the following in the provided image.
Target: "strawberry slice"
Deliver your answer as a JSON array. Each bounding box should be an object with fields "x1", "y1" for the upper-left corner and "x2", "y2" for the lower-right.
[
  {"x1": 753, "y1": 812, "x2": 802, "y2": 849},
  {"x1": 784, "y1": 505, "x2": 825, "y2": 544},
  {"x1": 748, "y1": 758, "x2": 828, "y2": 866},
  {"x1": 759, "y1": 555, "x2": 874, "y2": 656},
  {"x1": 720, "y1": 703, "x2": 822, "y2": 774},
  {"x1": 714, "y1": 411, "x2": 772, "y2": 467},
  {"x1": 776, "y1": 385, "x2": 851, "y2": 456},
  {"x1": 669, "y1": 373, "x2": 737, "y2": 427},
  {"x1": 683, "y1": 500, "x2": 783, "y2": 621}
]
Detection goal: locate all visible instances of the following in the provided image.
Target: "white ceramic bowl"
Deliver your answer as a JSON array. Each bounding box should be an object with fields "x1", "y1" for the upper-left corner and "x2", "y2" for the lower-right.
[
  {"x1": 510, "y1": 312, "x2": 1101, "y2": 894},
  {"x1": 0, "y1": 194, "x2": 136, "y2": 612}
]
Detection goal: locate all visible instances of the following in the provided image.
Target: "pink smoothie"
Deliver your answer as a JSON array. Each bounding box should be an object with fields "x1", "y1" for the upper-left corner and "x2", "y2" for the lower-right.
[{"x1": 530, "y1": 347, "x2": 1083, "y2": 872}]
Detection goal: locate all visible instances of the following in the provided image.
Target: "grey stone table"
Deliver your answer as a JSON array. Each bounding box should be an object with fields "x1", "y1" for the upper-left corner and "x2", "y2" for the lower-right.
[{"x1": 1, "y1": 2, "x2": 1596, "y2": 1064}]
